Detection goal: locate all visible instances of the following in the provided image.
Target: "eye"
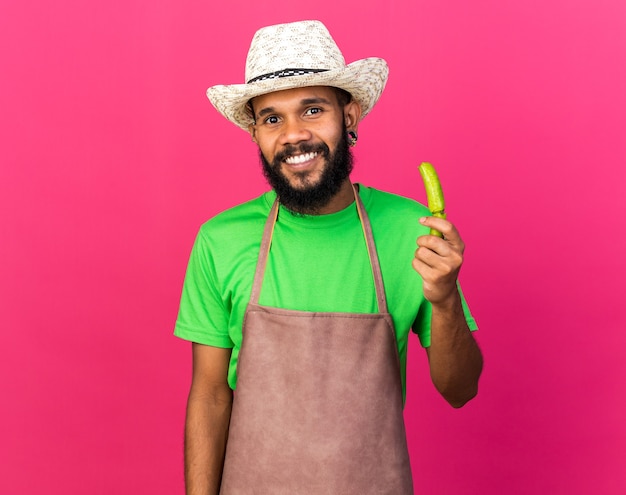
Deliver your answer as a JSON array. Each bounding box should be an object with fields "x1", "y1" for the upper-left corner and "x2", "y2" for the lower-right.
[
  {"x1": 304, "y1": 107, "x2": 322, "y2": 116},
  {"x1": 263, "y1": 115, "x2": 280, "y2": 125}
]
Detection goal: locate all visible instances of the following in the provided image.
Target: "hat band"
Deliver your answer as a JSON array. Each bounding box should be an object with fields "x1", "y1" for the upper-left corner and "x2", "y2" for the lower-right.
[{"x1": 247, "y1": 68, "x2": 329, "y2": 84}]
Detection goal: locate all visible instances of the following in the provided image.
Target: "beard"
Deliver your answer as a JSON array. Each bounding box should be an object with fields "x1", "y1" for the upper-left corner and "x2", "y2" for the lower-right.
[{"x1": 259, "y1": 128, "x2": 353, "y2": 215}]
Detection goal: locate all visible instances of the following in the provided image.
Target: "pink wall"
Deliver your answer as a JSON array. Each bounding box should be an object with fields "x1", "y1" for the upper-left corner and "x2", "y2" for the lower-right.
[{"x1": 2, "y1": 1, "x2": 625, "y2": 493}]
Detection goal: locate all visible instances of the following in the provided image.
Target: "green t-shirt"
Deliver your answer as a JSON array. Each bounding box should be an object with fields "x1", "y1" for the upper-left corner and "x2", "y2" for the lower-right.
[{"x1": 174, "y1": 185, "x2": 477, "y2": 397}]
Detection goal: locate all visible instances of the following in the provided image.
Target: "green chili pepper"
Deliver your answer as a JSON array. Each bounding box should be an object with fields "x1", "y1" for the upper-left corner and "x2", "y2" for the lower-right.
[{"x1": 418, "y1": 162, "x2": 446, "y2": 238}]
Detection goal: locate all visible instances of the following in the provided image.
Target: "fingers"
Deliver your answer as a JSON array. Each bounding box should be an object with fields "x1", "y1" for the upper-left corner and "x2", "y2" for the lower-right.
[
  {"x1": 414, "y1": 217, "x2": 464, "y2": 272},
  {"x1": 412, "y1": 250, "x2": 461, "y2": 304},
  {"x1": 415, "y1": 239, "x2": 463, "y2": 271},
  {"x1": 418, "y1": 216, "x2": 465, "y2": 253},
  {"x1": 412, "y1": 256, "x2": 437, "y2": 280},
  {"x1": 414, "y1": 217, "x2": 465, "y2": 304},
  {"x1": 419, "y1": 216, "x2": 458, "y2": 240}
]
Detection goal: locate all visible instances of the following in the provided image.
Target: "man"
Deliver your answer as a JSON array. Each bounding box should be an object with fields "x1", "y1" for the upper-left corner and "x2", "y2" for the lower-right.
[{"x1": 175, "y1": 20, "x2": 483, "y2": 495}]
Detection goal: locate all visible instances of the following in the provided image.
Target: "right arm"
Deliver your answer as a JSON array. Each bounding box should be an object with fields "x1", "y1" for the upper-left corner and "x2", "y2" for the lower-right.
[{"x1": 185, "y1": 343, "x2": 233, "y2": 495}]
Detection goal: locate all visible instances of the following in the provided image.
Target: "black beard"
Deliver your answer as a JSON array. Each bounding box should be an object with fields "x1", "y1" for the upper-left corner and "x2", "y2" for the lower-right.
[{"x1": 260, "y1": 130, "x2": 353, "y2": 215}]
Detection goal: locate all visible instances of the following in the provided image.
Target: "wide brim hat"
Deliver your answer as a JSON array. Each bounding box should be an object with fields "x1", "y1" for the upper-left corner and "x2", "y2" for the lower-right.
[{"x1": 207, "y1": 20, "x2": 389, "y2": 131}]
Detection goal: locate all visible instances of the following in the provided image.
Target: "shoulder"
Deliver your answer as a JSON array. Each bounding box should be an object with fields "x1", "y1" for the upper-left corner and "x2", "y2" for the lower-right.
[
  {"x1": 359, "y1": 185, "x2": 431, "y2": 220},
  {"x1": 358, "y1": 185, "x2": 431, "y2": 247},
  {"x1": 197, "y1": 191, "x2": 275, "y2": 243}
]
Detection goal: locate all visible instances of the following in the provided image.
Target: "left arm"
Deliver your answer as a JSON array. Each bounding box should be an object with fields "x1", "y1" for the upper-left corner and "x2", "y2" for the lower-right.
[{"x1": 413, "y1": 216, "x2": 483, "y2": 408}]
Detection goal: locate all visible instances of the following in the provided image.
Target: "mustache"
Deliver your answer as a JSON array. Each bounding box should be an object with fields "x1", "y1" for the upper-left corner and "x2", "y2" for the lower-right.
[{"x1": 273, "y1": 142, "x2": 330, "y2": 165}]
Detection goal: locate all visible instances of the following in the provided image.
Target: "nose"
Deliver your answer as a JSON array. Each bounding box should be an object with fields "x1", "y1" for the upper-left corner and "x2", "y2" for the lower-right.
[{"x1": 279, "y1": 117, "x2": 312, "y2": 145}]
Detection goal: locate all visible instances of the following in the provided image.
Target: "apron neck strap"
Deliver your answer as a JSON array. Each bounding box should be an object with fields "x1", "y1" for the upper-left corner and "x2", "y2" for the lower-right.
[
  {"x1": 249, "y1": 184, "x2": 389, "y2": 314},
  {"x1": 249, "y1": 198, "x2": 279, "y2": 305},
  {"x1": 352, "y1": 184, "x2": 389, "y2": 314}
]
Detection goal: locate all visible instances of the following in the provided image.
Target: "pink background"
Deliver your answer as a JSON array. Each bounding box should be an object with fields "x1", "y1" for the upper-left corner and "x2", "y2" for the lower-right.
[{"x1": 2, "y1": 1, "x2": 625, "y2": 493}]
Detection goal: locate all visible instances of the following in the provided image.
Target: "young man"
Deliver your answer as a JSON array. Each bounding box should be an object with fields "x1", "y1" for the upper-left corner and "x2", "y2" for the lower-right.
[{"x1": 175, "y1": 20, "x2": 482, "y2": 495}]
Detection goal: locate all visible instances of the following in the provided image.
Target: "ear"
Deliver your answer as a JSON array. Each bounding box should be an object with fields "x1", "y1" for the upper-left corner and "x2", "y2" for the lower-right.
[
  {"x1": 248, "y1": 124, "x2": 257, "y2": 143},
  {"x1": 343, "y1": 100, "x2": 362, "y2": 132}
]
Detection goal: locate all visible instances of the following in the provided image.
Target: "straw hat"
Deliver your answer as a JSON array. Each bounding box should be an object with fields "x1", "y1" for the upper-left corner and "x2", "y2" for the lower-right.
[{"x1": 207, "y1": 20, "x2": 389, "y2": 130}]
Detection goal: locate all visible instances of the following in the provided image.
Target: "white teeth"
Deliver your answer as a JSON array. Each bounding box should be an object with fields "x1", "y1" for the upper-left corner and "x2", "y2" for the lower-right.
[{"x1": 285, "y1": 152, "x2": 317, "y2": 165}]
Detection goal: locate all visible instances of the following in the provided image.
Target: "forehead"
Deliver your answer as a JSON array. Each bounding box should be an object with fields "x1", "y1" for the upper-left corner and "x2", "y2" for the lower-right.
[{"x1": 251, "y1": 86, "x2": 340, "y2": 111}]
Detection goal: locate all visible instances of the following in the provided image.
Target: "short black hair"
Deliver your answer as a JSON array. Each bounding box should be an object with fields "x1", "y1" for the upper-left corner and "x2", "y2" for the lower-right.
[{"x1": 332, "y1": 87, "x2": 353, "y2": 107}]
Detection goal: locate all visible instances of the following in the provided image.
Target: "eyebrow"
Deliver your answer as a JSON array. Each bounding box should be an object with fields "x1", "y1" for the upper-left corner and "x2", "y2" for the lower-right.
[{"x1": 255, "y1": 97, "x2": 334, "y2": 119}]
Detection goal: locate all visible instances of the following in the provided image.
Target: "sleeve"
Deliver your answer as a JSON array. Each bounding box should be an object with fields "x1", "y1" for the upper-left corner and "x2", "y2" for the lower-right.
[
  {"x1": 412, "y1": 281, "x2": 478, "y2": 348},
  {"x1": 174, "y1": 229, "x2": 234, "y2": 348}
]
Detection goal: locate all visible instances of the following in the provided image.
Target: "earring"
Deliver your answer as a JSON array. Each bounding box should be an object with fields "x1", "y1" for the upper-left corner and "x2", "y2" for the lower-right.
[{"x1": 347, "y1": 130, "x2": 358, "y2": 147}]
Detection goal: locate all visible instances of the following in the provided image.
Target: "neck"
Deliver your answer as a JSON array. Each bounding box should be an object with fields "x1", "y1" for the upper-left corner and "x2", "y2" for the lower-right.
[{"x1": 311, "y1": 179, "x2": 356, "y2": 215}]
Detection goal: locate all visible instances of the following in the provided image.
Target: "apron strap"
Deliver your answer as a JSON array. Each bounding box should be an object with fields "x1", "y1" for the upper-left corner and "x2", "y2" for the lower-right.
[
  {"x1": 352, "y1": 184, "x2": 389, "y2": 314},
  {"x1": 249, "y1": 184, "x2": 389, "y2": 314},
  {"x1": 249, "y1": 198, "x2": 279, "y2": 305}
]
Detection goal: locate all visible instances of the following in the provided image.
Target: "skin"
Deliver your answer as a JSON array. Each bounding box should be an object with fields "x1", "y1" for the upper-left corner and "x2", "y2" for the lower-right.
[
  {"x1": 183, "y1": 85, "x2": 482, "y2": 494},
  {"x1": 184, "y1": 344, "x2": 232, "y2": 495},
  {"x1": 415, "y1": 216, "x2": 483, "y2": 407},
  {"x1": 249, "y1": 86, "x2": 361, "y2": 214}
]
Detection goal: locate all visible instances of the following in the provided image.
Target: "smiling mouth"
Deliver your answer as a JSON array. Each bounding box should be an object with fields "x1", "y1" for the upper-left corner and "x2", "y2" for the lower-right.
[{"x1": 284, "y1": 152, "x2": 319, "y2": 165}]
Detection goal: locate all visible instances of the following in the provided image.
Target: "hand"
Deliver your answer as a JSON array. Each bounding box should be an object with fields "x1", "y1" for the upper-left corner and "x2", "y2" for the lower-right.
[{"x1": 412, "y1": 216, "x2": 465, "y2": 305}]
